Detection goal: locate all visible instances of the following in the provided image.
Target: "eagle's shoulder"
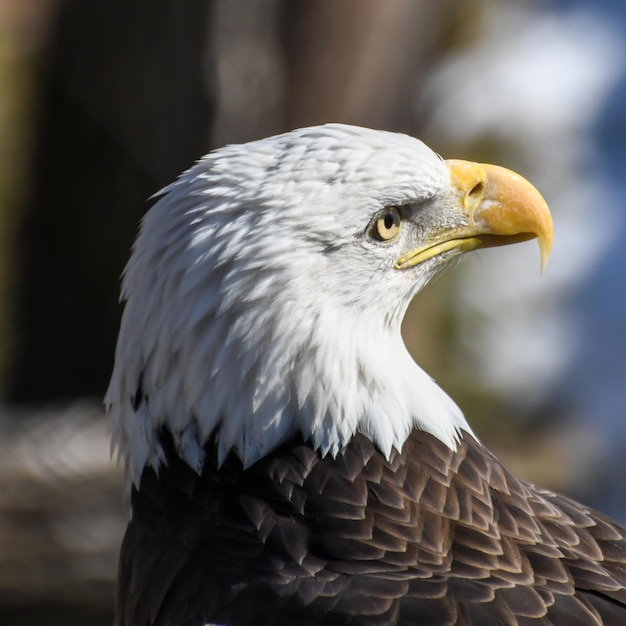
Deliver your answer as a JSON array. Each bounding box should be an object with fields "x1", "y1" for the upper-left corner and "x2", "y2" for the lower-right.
[{"x1": 116, "y1": 429, "x2": 626, "y2": 626}]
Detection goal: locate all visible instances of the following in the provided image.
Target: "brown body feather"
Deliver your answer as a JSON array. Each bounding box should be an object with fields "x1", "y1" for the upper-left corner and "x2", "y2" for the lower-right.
[{"x1": 116, "y1": 429, "x2": 626, "y2": 626}]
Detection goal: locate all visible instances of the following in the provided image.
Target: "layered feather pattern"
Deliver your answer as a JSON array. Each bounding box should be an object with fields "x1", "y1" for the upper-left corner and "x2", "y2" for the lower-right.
[{"x1": 117, "y1": 429, "x2": 626, "y2": 625}]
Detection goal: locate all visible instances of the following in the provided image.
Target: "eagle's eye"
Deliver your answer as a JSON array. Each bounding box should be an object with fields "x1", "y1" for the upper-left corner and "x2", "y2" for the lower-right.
[{"x1": 373, "y1": 207, "x2": 401, "y2": 241}]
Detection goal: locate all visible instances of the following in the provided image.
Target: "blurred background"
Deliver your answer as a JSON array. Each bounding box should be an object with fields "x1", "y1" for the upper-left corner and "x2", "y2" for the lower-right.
[{"x1": 1, "y1": 0, "x2": 625, "y2": 624}]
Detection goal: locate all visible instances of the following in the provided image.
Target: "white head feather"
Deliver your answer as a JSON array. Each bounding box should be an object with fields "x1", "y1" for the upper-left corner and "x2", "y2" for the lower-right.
[{"x1": 105, "y1": 124, "x2": 471, "y2": 486}]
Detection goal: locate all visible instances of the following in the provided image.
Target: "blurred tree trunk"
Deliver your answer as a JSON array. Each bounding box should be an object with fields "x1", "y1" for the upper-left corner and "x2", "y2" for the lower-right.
[
  {"x1": 9, "y1": 0, "x2": 215, "y2": 402},
  {"x1": 283, "y1": 0, "x2": 454, "y2": 132}
]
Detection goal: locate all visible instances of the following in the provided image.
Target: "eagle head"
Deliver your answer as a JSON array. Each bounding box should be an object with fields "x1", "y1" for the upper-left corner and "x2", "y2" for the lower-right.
[{"x1": 105, "y1": 124, "x2": 552, "y2": 485}]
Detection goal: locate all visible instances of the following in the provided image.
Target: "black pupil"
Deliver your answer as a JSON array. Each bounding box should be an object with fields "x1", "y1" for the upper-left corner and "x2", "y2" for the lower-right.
[{"x1": 384, "y1": 211, "x2": 395, "y2": 230}]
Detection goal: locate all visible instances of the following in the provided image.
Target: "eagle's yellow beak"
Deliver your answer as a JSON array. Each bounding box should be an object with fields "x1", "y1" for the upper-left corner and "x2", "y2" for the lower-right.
[{"x1": 394, "y1": 160, "x2": 553, "y2": 272}]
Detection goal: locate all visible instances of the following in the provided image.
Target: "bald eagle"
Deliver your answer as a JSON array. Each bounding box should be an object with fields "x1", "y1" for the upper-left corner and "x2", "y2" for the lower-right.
[{"x1": 107, "y1": 124, "x2": 626, "y2": 626}]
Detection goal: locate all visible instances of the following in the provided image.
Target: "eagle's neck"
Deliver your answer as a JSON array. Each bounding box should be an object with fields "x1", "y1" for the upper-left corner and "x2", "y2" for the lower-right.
[{"x1": 108, "y1": 277, "x2": 471, "y2": 485}]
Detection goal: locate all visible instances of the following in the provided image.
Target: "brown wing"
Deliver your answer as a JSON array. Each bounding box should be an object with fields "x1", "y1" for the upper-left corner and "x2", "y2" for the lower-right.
[{"x1": 115, "y1": 429, "x2": 626, "y2": 626}]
